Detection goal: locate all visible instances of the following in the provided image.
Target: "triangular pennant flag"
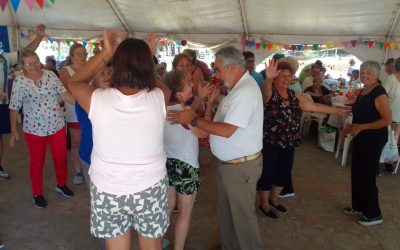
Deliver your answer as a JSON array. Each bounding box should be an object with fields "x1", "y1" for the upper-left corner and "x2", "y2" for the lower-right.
[
  {"x1": 82, "y1": 41, "x2": 87, "y2": 46},
  {"x1": 361, "y1": 40, "x2": 368, "y2": 46},
  {"x1": 20, "y1": 32, "x2": 24, "y2": 39},
  {"x1": 0, "y1": 0, "x2": 9, "y2": 11},
  {"x1": 267, "y1": 43, "x2": 273, "y2": 50},
  {"x1": 49, "y1": 38, "x2": 54, "y2": 44},
  {"x1": 312, "y1": 43, "x2": 319, "y2": 50},
  {"x1": 283, "y1": 44, "x2": 289, "y2": 50},
  {"x1": 25, "y1": 34, "x2": 31, "y2": 41},
  {"x1": 290, "y1": 44, "x2": 296, "y2": 51},
  {"x1": 10, "y1": 0, "x2": 20, "y2": 12},
  {"x1": 50, "y1": 0, "x2": 54, "y2": 4},
  {"x1": 241, "y1": 39, "x2": 246, "y2": 46},
  {"x1": 248, "y1": 40, "x2": 255, "y2": 48},
  {"x1": 261, "y1": 42, "x2": 267, "y2": 49},
  {"x1": 368, "y1": 40, "x2": 375, "y2": 48},
  {"x1": 350, "y1": 40, "x2": 357, "y2": 47},
  {"x1": 378, "y1": 41, "x2": 383, "y2": 49},
  {"x1": 255, "y1": 42, "x2": 261, "y2": 50},
  {"x1": 390, "y1": 42, "x2": 396, "y2": 50},
  {"x1": 342, "y1": 41, "x2": 351, "y2": 48},
  {"x1": 244, "y1": 40, "x2": 249, "y2": 46},
  {"x1": 326, "y1": 43, "x2": 334, "y2": 49},
  {"x1": 384, "y1": 42, "x2": 390, "y2": 49},
  {"x1": 36, "y1": 0, "x2": 43, "y2": 8},
  {"x1": 66, "y1": 39, "x2": 71, "y2": 45},
  {"x1": 296, "y1": 44, "x2": 303, "y2": 51},
  {"x1": 24, "y1": 0, "x2": 34, "y2": 10}
]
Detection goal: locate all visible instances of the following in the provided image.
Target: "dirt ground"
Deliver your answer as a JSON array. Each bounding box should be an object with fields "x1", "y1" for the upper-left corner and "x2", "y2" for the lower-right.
[{"x1": 0, "y1": 130, "x2": 399, "y2": 250}]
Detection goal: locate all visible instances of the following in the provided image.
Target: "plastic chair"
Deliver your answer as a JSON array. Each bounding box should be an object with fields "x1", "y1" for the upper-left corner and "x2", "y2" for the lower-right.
[{"x1": 301, "y1": 93, "x2": 327, "y2": 136}]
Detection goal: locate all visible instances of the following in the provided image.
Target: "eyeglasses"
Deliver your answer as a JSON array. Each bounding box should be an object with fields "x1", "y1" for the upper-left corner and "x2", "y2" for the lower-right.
[{"x1": 23, "y1": 61, "x2": 41, "y2": 68}]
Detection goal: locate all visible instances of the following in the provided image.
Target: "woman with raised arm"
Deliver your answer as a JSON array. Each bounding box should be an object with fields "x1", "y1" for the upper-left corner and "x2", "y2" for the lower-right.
[
  {"x1": 68, "y1": 30, "x2": 171, "y2": 250},
  {"x1": 257, "y1": 60, "x2": 346, "y2": 220}
]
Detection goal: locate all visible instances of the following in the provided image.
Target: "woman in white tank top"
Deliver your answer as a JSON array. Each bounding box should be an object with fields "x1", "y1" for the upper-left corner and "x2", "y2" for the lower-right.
[
  {"x1": 59, "y1": 44, "x2": 87, "y2": 185},
  {"x1": 67, "y1": 30, "x2": 172, "y2": 250}
]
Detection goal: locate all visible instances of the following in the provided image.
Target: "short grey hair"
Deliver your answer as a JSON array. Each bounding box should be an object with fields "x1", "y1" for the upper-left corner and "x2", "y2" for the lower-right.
[
  {"x1": 215, "y1": 46, "x2": 246, "y2": 69},
  {"x1": 360, "y1": 60, "x2": 380, "y2": 76}
]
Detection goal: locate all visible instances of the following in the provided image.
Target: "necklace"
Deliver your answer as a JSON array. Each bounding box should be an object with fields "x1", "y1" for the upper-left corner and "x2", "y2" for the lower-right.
[{"x1": 33, "y1": 79, "x2": 42, "y2": 88}]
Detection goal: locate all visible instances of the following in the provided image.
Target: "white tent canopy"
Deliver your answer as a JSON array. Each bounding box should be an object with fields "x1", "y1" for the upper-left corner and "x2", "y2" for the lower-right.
[{"x1": 2, "y1": 0, "x2": 400, "y2": 62}]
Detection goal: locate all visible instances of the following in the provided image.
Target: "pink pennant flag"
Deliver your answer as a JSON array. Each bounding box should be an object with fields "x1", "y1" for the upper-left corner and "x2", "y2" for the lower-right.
[
  {"x1": 350, "y1": 40, "x2": 357, "y2": 47},
  {"x1": 342, "y1": 41, "x2": 351, "y2": 48},
  {"x1": 0, "y1": 0, "x2": 8, "y2": 12},
  {"x1": 24, "y1": 0, "x2": 34, "y2": 11}
]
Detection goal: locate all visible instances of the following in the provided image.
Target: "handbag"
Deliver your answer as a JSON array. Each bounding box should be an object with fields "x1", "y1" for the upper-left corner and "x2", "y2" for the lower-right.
[{"x1": 380, "y1": 127, "x2": 399, "y2": 163}]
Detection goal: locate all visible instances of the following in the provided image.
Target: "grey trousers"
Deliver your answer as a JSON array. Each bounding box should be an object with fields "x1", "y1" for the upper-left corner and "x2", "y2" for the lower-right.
[{"x1": 217, "y1": 156, "x2": 263, "y2": 250}]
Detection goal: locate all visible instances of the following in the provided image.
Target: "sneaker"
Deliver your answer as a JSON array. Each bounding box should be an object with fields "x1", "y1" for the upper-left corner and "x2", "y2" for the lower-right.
[
  {"x1": 162, "y1": 239, "x2": 170, "y2": 250},
  {"x1": 55, "y1": 185, "x2": 74, "y2": 197},
  {"x1": 258, "y1": 206, "x2": 278, "y2": 220},
  {"x1": 343, "y1": 207, "x2": 363, "y2": 216},
  {"x1": 358, "y1": 215, "x2": 383, "y2": 226},
  {"x1": 269, "y1": 200, "x2": 288, "y2": 214},
  {"x1": 0, "y1": 241, "x2": 4, "y2": 249},
  {"x1": 72, "y1": 172, "x2": 84, "y2": 185},
  {"x1": 33, "y1": 195, "x2": 47, "y2": 208},
  {"x1": 0, "y1": 166, "x2": 10, "y2": 180},
  {"x1": 278, "y1": 192, "x2": 295, "y2": 198}
]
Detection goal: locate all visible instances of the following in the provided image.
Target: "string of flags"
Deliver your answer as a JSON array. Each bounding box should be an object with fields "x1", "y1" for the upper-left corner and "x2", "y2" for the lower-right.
[
  {"x1": 0, "y1": 0, "x2": 55, "y2": 12},
  {"x1": 239, "y1": 38, "x2": 400, "y2": 51}
]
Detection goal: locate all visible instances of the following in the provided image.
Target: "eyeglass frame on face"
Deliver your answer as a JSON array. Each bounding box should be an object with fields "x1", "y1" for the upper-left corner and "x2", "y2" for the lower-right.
[{"x1": 23, "y1": 61, "x2": 41, "y2": 69}]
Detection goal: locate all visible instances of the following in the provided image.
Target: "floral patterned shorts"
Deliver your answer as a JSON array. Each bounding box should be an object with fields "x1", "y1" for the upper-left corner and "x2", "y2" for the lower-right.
[
  {"x1": 90, "y1": 176, "x2": 169, "y2": 238},
  {"x1": 166, "y1": 158, "x2": 200, "y2": 195}
]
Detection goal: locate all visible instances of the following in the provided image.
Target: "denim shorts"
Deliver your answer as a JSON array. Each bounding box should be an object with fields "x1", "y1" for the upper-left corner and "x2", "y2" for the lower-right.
[{"x1": 90, "y1": 176, "x2": 169, "y2": 238}]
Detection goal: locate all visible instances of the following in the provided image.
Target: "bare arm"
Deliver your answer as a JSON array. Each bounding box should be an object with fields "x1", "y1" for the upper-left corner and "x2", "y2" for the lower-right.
[
  {"x1": 9, "y1": 110, "x2": 20, "y2": 148},
  {"x1": 59, "y1": 91, "x2": 75, "y2": 105},
  {"x1": 24, "y1": 24, "x2": 46, "y2": 52},
  {"x1": 155, "y1": 80, "x2": 171, "y2": 107},
  {"x1": 261, "y1": 59, "x2": 280, "y2": 103},
  {"x1": 297, "y1": 93, "x2": 341, "y2": 115}
]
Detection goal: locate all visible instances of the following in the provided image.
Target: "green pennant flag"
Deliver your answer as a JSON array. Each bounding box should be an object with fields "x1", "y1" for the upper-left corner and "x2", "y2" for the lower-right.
[
  {"x1": 378, "y1": 41, "x2": 384, "y2": 49},
  {"x1": 261, "y1": 42, "x2": 267, "y2": 49},
  {"x1": 312, "y1": 43, "x2": 319, "y2": 50},
  {"x1": 66, "y1": 39, "x2": 71, "y2": 46},
  {"x1": 50, "y1": 0, "x2": 55, "y2": 4}
]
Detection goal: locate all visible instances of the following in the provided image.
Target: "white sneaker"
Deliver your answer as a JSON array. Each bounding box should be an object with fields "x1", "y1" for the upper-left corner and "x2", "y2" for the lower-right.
[
  {"x1": 358, "y1": 215, "x2": 383, "y2": 226},
  {"x1": 0, "y1": 167, "x2": 10, "y2": 180},
  {"x1": 72, "y1": 172, "x2": 84, "y2": 185}
]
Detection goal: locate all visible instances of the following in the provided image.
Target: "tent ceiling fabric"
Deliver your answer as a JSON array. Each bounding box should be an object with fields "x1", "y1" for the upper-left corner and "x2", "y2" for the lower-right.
[{"x1": 2, "y1": 0, "x2": 400, "y2": 61}]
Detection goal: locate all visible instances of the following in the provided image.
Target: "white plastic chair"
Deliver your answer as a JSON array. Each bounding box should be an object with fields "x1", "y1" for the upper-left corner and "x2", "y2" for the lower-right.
[{"x1": 301, "y1": 93, "x2": 328, "y2": 136}]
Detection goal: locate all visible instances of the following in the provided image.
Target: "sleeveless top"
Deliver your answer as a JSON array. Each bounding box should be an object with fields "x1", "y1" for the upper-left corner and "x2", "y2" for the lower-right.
[
  {"x1": 352, "y1": 84, "x2": 388, "y2": 138},
  {"x1": 263, "y1": 89, "x2": 302, "y2": 148}
]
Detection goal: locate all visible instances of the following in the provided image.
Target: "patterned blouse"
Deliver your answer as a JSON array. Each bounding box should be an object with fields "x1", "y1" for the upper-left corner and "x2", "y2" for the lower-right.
[
  {"x1": 263, "y1": 89, "x2": 302, "y2": 148},
  {"x1": 9, "y1": 70, "x2": 67, "y2": 136}
]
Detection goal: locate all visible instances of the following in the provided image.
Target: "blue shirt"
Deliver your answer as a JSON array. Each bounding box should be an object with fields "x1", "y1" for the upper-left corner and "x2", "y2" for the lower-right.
[
  {"x1": 75, "y1": 102, "x2": 92, "y2": 165},
  {"x1": 251, "y1": 71, "x2": 264, "y2": 87}
]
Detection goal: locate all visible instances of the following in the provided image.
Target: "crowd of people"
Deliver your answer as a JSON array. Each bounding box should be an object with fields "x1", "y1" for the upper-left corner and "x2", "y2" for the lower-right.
[{"x1": 0, "y1": 25, "x2": 397, "y2": 250}]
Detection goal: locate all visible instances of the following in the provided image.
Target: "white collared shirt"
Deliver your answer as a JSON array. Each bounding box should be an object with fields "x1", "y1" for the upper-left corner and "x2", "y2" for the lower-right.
[{"x1": 210, "y1": 71, "x2": 263, "y2": 161}]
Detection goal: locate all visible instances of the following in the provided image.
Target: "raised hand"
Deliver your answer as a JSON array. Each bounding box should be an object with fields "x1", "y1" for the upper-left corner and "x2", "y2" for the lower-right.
[
  {"x1": 265, "y1": 59, "x2": 281, "y2": 80},
  {"x1": 198, "y1": 82, "x2": 216, "y2": 99},
  {"x1": 146, "y1": 32, "x2": 159, "y2": 55},
  {"x1": 102, "y1": 29, "x2": 127, "y2": 55},
  {"x1": 35, "y1": 24, "x2": 46, "y2": 37}
]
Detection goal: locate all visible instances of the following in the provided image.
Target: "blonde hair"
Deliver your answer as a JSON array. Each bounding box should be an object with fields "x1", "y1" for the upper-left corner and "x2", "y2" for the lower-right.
[{"x1": 67, "y1": 43, "x2": 86, "y2": 65}]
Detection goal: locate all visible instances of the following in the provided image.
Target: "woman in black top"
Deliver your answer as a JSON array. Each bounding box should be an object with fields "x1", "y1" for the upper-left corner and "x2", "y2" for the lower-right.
[{"x1": 342, "y1": 60, "x2": 391, "y2": 226}]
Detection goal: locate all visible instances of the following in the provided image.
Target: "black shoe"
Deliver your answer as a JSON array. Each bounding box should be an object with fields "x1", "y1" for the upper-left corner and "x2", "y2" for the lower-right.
[
  {"x1": 33, "y1": 195, "x2": 47, "y2": 208},
  {"x1": 55, "y1": 185, "x2": 74, "y2": 197},
  {"x1": 385, "y1": 164, "x2": 395, "y2": 175},
  {"x1": 258, "y1": 206, "x2": 278, "y2": 220},
  {"x1": 358, "y1": 215, "x2": 383, "y2": 226},
  {"x1": 343, "y1": 207, "x2": 362, "y2": 216},
  {"x1": 268, "y1": 200, "x2": 288, "y2": 214}
]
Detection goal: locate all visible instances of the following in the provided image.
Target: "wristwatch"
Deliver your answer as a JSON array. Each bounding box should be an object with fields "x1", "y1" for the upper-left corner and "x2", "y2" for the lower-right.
[{"x1": 190, "y1": 116, "x2": 199, "y2": 127}]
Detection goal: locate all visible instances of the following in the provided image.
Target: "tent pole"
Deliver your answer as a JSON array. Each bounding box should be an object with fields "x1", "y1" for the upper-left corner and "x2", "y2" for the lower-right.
[
  {"x1": 105, "y1": 0, "x2": 132, "y2": 33},
  {"x1": 7, "y1": 2, "x2": 19, "y2": 51},
  {"x1": 384, "y1": 5, "x2": 400, "y2": 62},
  {"x1": 238, "y1": 0, "x2": 248, "y2": 50}
]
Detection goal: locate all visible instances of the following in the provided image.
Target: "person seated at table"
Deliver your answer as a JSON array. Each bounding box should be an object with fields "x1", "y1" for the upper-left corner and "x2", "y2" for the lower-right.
[
  {"x1": 349, "y1": 69, "x2": 363, "y2": 89},
  {"x1": 305, "y1": 76, "x2": 334, "y2": 105}
]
